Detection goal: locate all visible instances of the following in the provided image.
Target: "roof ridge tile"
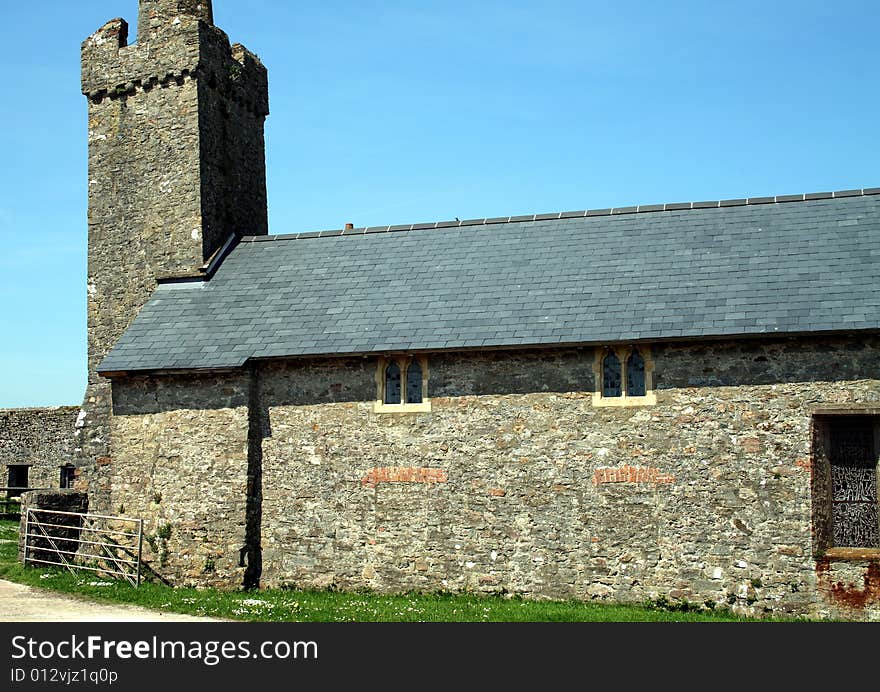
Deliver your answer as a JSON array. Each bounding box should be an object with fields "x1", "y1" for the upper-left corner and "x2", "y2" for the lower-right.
[{"x1": 237, "y1": 185, "x2": 880, "y2": 243}]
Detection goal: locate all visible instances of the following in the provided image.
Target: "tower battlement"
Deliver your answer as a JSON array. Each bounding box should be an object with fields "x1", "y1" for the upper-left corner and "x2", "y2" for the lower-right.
[
  {"x1": 81, "y1": 11, "x2": 268, "y2": 117},
  {"x1": 138, "y1": 0, "x2": 213, "y2": 41}
]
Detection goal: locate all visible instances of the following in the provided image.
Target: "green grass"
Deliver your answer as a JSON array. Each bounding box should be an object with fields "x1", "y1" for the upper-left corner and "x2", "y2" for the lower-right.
[{"x1": 0, "y1": 520, "x2": 763, "y2": 622}]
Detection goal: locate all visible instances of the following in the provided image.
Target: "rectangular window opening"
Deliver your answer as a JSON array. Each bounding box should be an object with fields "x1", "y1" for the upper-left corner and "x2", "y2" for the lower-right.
[
  {"x1": 60, "y1": 465, "x2": 76, "y2": 490},
  {"x1": 813, "y1": 414, "x2": 880, "y2": 554},
  {"x1": 7, "y1": 465, "x2": 29, "y2": 498},
  {"x1": 593, "y1": 345, "x2": 656, "y2": 407}
]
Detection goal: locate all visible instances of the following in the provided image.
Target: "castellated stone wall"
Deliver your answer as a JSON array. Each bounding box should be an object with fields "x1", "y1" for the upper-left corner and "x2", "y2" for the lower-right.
[
  {"x1": 0, "y1": 407, "x2": 79, "y2": 490},
  {"x1": 78, "y1": 6, "x2": 268, "y2": 512},
  {"x1": 107, "y1": 335, "x2": 880, "y2": 619}
]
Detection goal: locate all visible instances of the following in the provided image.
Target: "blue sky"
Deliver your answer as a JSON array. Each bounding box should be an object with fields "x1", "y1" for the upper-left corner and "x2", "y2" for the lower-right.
[{"x1": 1, "y1": 0, "x2": 878, "y2": 407}]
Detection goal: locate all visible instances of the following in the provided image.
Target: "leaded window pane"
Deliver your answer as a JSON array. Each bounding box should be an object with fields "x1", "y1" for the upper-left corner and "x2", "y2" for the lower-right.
[
  {"x1": 384, "y1": 360, "x2": 401, "y2": 404},
  {"x1": 7, "y1": 465, "x2": 28, "y2": 498},
  {"x1": 627, "y1": 349, "x2": 646, "y2": 397},
  {"x1": 406, "y1": 361, "x2": 423, "y2": 404},
  {"x1": 830, "y1": 424, "x2": 879, "y2": 548},
  {"x1": 602, "y1": 352, "x2": 622, "y2": 397}
]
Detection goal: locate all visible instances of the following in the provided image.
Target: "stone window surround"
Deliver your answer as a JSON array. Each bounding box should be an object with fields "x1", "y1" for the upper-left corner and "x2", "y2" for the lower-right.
[
  {"x1": 811, "y1": 409, "x2": 880, "y2": 560},
  {"x1": 592, "y1": 345, "x2": 657, "y2": 407},
  {"x1": 373, "y1": 355, "x2": 431, "y2": 413}
]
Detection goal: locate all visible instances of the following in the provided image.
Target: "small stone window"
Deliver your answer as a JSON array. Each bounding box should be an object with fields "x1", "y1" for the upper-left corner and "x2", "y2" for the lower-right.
[
  {"x1": 60, "y1": 465, "x2": 76, "y2": 490},
  {"x1": 812, "y1": 413, "x2": 880, "y2": 556},
  {"x1": 602, "y1": 352, "x2": 622, "y2": 397},
  {"x1": 626, "y1": 350, "x2": 646, "y2": 397},
  {"x1": 406, "y1": 360, "x2": 423, "y2": 404},
  {"x1": 384, "y1": 360, "x2": 402, "y2": 405},
  {"x1": 375, "y1": 356, "x2": 431, "y2": 413},
  {"x1": 593, "y1": 345, "x2": 656, "y2": 407},
  {"x1": 7, "y1": 464, "x2": 30, "y2": 498}
]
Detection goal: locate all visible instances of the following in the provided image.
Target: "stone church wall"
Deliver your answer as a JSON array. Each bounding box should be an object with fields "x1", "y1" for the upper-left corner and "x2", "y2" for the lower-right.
[
  {"x1": 109, "y1": 372, "x2": 251, "y2": 586},
  {"x1": 0, "y1": 407, "x2": 79, "y2": 491},
  {"x1": 107, "y1": 335, "x2": 880, "y2": 618}
]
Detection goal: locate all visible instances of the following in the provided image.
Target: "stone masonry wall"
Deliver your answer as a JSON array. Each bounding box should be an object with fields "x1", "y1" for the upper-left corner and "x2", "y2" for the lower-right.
[
  {"x1": 110, "y1": 373, "x2": 251, "y2": 586},
  {"x1": 78, "y1": 2, "x2": 268, "y2": 512},
  {"x1": 0, "y1": 407, "x2": 79, "y2": 490},
  {"x1": 106, "y1": 335, "x2": 880, "y2": 618},
  {"x1": 254, "y1": 336, "x2": 880, "y2": 620}
]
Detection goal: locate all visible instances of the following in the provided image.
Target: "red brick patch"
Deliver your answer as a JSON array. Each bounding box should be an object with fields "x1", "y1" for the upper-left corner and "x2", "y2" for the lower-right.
[
  {"x1": 795, "y1": 457, "x2": 811, "y2": 471},
  {"x1": 361, "y1": 467, "x2": 448, "y2": 488},
  {"x1": 592, "y1": 465, "x2": 675, "y2": 486}
]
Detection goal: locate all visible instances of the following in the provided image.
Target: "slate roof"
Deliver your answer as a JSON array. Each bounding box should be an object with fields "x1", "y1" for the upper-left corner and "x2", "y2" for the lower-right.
[{"x1": 98, "y1": 189, "x2": 880, "y2": 373}]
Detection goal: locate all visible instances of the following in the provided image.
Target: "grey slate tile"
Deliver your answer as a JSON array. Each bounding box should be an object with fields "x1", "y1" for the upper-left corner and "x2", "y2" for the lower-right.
[{"x1": 98, "y1": 194, "x2": 880, "y2": 372}]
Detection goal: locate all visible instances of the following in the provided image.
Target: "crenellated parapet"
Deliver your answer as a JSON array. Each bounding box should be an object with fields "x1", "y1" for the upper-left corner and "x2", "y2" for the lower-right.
[
  {"x1": 81, "y1": 14, "x2": 268, "y2": 117},
  {"x1": 138, "y1": 0, "x2": 213, "y2": 42}
]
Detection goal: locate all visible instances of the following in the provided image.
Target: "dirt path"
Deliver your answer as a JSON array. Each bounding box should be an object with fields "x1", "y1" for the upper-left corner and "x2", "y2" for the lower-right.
[{"x1": 0, "y1": 579, "x2": 221, "y2": 622}]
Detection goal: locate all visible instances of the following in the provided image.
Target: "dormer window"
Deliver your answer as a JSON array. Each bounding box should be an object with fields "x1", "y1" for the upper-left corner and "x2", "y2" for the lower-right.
[{"x1": 375, "y1": 356, "x2": 431, "y2": 413}]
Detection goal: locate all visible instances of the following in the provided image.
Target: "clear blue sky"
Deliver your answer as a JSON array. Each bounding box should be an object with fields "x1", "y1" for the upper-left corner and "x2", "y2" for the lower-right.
[{"x1": 1, "y1": 0, "x2": 878, "y2": 407}]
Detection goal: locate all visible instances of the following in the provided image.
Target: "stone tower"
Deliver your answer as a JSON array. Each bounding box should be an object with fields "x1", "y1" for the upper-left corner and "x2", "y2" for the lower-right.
[{"x1": 78, "y1": 0, "x2": 269, "y2": 509}]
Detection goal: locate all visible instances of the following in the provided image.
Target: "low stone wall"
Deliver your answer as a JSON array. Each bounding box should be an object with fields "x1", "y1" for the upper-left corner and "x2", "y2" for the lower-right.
[
  {"x1": 18, "y1": 490, "x2": 89, "y2": 565},
  {"x1": 0, "y1": 407, "x2": 79, "y2": 491}
]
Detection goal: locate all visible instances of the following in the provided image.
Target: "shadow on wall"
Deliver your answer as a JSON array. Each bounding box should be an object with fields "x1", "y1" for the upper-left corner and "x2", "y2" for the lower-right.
[
  {"x1": 111, "y1": 371, "x2": 250, "y2": 416},
  {"x1": 109, "y1": 335, "x2": 880, "y2": 415},
  {"x1": 652, "y1": 335, "x2": 880, "y2": 390}
]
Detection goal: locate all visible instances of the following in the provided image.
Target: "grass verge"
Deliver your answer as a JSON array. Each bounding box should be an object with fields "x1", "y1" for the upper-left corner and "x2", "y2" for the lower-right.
[{"x1": 0, "y1": 520, "x2": 763, "y2": 622}]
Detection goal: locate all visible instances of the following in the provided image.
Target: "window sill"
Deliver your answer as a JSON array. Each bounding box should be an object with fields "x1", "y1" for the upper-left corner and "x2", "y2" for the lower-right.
[
  {"x1": 822, "y1": 548, "x2": 880, "y2": 560},
  {"x1": 373, "y1": 401, "x2": 432, "y2": 414},
  {"x1": 592, "y1": 393, "x2": 657, "y2": 408}
]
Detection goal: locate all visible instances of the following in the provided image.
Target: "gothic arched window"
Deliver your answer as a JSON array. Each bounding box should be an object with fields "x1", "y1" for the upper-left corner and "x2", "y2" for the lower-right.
[
  {"x1": 626, "y1": 349, "x2": 646, "y2": 397},
  {"x1": 384, "y1": 360, "x2": 401, "y2": 404},
  {"x1": 594, "y1": 346, "x2": 656, "y2": 407},
  {"x1": 602, "y1": 351, "x2": 622, "y2": 397},
  {"x1": 406, "y1": 360, "x2": 423, "y2": 404},
  {"x1": 376, "y1": 356, "x2": 432, "y2": 412}
]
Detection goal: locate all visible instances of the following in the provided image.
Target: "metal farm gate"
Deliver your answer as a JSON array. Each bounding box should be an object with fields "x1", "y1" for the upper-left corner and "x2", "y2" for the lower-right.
[{"x1": 23, "y1": 508, "x2": 144, "y2": 586}]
